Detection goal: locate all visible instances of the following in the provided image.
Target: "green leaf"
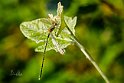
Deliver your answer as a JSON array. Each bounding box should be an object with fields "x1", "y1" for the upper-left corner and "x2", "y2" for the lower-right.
[
  {"x1": 64, "y1": 16, "x2": 77, "y2": 35},
  {"x1": 20, "y1": 18, "x2": 74, "y2": 54},
  {"x1": 20, "y1": 2, "x2": 76, "y2": 54}
]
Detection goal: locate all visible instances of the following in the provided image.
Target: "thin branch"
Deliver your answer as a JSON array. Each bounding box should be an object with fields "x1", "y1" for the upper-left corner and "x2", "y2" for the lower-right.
[{"x1": 66, "y1": 26, "x2": 110, "y2": 83}]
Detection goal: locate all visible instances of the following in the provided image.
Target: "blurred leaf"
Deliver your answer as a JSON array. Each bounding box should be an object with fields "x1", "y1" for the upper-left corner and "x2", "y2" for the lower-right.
[{"x1": 100, "y1": 43, "x2": 124, "y2": 72}]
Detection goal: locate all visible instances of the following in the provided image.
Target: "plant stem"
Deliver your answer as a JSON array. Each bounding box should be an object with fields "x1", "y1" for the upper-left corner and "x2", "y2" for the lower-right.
[{"x1": 66, "y1": 27, "x2": 110, "y2": 83}]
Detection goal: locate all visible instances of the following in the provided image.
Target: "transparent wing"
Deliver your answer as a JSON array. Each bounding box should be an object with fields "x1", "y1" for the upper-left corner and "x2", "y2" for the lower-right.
[
  {"x1": 35, "y1": 28, "x2": 73, "y2": 54},
  {"x1": 50, "y1": 33, "x2": 65, "y2": 55},
  {"x1": 35, "y1": 37, "x2": 55, "y2": 52}
]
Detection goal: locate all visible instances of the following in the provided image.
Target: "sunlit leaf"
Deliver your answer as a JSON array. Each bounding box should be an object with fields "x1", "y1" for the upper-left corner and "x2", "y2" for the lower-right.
[
  {"x1": 64, "y1": 16, "x2": 77, "y2": 35},
  {"x1": 20, "y1": 2, "x2": 76, "y2": 54}
]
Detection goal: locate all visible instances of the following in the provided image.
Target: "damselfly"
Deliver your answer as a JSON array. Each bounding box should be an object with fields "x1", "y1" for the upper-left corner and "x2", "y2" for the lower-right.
[{"x1": 38, "y1": 17, "x2": 65, "y2": 80}]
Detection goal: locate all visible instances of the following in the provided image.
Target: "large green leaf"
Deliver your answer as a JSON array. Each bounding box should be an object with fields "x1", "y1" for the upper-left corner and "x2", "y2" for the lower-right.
[
  {"x1": 20, "y1": 18, "x2": 74, "y2": 54},
  {"x1": 20, "y1": 2, "x2": 77, "y2": 54}
]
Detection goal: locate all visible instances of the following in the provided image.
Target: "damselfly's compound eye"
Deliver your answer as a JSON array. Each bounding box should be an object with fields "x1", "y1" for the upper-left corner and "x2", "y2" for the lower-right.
[{"x1": 54, "y1": 23, "x2": 58, "y2": 27}]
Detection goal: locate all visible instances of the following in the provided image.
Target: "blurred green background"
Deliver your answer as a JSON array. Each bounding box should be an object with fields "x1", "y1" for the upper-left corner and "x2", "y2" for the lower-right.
[{"x1": 0, "y1": 0, "x2": 124, "y2": 83}]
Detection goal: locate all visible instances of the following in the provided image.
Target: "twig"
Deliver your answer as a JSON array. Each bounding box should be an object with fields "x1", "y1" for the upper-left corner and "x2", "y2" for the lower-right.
[{"x1": 66, "y1": 26, "x2": 110, "y2": 83}]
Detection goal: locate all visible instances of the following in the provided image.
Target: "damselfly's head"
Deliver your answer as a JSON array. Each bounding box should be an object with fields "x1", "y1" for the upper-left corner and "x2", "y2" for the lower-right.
[{"x1": 48, "y1": 2, "x2": 63, "y2": 30}]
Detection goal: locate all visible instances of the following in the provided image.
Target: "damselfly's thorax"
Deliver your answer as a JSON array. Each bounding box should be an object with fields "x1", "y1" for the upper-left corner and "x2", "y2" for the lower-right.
[{"x1": 48, "y1": 22, "x2": 58, "y2": 33}]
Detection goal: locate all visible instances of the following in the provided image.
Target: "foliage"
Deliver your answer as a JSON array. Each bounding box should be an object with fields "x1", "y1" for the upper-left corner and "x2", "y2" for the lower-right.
[
  {"x1": 0, "y1": 0, "x2": 124, "y2": 83},
  {"x1": 20, "y1": 3, "x2": 77, "y2": 54}
]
